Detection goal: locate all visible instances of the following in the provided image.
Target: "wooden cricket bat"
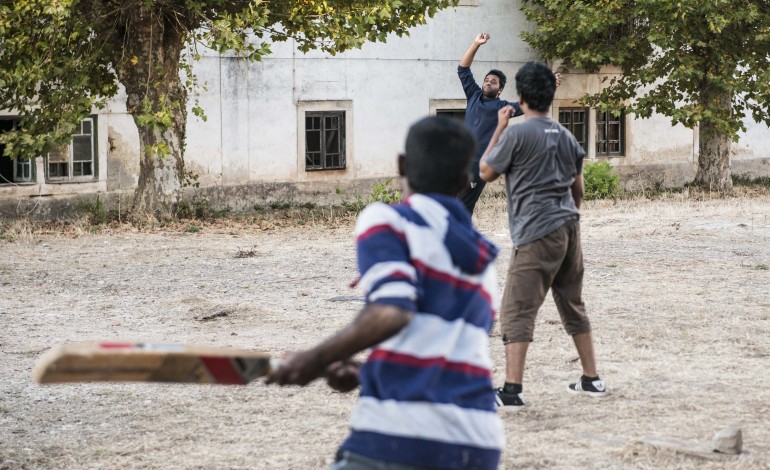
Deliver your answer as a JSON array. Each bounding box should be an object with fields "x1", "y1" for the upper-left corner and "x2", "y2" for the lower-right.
[{"x1": 33, "y1": 342, "x2": 275, "y2": 385}]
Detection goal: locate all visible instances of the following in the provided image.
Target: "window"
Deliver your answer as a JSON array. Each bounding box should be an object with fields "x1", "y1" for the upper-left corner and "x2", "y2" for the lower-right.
[
  {"x1": 558, "y1": 108, "x2": 588, "y2": 152},
  {"x1": 305, "y1": 111, "x2": 345, "y2": 171},
  {"x1": 0, "y1": 118, "x2": 34, "y2": 184},
  {"x1": 47, "y1": 117, "x2": 97, "y2": 181},
  {"x1": 596, "y1": 109, "x2": 625, "y2": 157},
  {"x1": 436, "y1": 109, "x2": 466, "y2": 122}
]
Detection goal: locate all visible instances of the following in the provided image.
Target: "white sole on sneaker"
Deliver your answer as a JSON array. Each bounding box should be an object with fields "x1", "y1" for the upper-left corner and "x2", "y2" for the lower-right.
[
  {"x1": 568, "y1": 380, "x2": 608, "y2": 397},
  {"x1": 568, "y1": 388, "x2": 608, "y2": 398}
]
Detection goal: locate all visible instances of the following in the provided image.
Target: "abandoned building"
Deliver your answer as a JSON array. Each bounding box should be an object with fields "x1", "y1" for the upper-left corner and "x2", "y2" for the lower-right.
[{"x1": 2, "y1": 0, "x2": 769, "y2": 218}]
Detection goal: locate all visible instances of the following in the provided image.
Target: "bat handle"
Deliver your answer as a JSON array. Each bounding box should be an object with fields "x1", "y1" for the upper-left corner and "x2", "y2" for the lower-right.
[{"x1": 269, "y1": 357, "x2": 284, "y2": 372}]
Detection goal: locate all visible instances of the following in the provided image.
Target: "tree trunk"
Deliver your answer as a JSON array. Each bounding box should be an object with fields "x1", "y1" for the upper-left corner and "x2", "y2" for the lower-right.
[
  {"x1": 111, "y1": 7, "x2": 188, "y2": 220},
  {"x1": 694, "y1": 88, "x2": 732, "y2": 190}
]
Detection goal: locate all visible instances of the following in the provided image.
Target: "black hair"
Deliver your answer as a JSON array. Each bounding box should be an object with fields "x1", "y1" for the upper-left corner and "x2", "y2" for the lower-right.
[
  {"x1": 485, "y1": 69, "x2": 507, "y2": 90},
  {"x1": 514, "y1": 62, "x2": 556, "y2": 112},
  {"x1": 404, "y1": 116, "x2": 476, "y2": 195}
]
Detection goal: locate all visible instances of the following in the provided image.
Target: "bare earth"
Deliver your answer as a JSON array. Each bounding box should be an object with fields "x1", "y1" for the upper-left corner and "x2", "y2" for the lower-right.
[{"x1": 1, "y1": 191, "x2": 769, "y2": 469}]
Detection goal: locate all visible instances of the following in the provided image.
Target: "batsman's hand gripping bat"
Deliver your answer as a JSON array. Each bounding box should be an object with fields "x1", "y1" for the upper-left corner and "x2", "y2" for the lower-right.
[{"x1": 33, "y1": 342, "x2": 276, "y2": 385}]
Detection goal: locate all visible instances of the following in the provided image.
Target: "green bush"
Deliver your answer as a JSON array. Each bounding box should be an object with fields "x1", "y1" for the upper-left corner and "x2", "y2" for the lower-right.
[
  {"x1": 339, "y1": 179, "x2": 403, "y2": 213},
  {"x1": 732, "y1": 173, "x2": 770, "y2": 188},
  {"x1": 583, "y1": 160, "x2": 621, "y2": 200},
  {"x1": 369, "y1": 178, "x2": 402, "y2": 204}
]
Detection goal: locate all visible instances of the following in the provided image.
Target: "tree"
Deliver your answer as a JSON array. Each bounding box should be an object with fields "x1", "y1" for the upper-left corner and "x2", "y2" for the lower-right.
[
  {"x1": 0, "y1": 0, "x2": 457, "y2": 219},
  {"x1": 520, "y1": 0, "x2": 770, "y2": 190}
]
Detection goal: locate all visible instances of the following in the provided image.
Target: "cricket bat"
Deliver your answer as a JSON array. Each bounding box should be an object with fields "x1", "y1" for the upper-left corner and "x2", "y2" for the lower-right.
[{"x1": 33, "y1": 342, "x2": 275, "y2": 385}]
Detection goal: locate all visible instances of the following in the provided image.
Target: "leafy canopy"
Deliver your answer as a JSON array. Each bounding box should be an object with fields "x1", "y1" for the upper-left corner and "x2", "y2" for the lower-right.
[
  {"x1": 521, "y1": 0, "x2": 770, "y2": 139},
  {"x1": 0, "y1": 0, "x2": 458, "y2": 160}
]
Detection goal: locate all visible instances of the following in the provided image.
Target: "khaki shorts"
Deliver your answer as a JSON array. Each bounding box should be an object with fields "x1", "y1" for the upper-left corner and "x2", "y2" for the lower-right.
[{"x1": 499, "y1": 219, "x2": 591, "y2": 343}]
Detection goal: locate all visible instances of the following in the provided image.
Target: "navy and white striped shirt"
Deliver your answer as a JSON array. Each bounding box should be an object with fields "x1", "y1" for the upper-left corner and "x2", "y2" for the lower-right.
[{"x1": 339, "y1": 193, "x2": 504, "y2": 469}]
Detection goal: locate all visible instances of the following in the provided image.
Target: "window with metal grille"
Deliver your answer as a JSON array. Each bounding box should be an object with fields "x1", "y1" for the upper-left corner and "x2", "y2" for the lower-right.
[
  {"x1": 47, "y1": 117, "x2": 97, "y2": 181},
  {"x1": 436, "y1": 109, "x2": 466, "y2": 122},
  {"x1": 0, "y1": 117, "x2": 34, "y2": 184},
  {"x1": 596, "y1": 109, "x2": 625, "y2": 157},
  {"x1": 305, "y1": 111, "x2": 346, "y2": 171},
  {"x1": 558, "y1": 108, "x2": 588, "y2": 152}
]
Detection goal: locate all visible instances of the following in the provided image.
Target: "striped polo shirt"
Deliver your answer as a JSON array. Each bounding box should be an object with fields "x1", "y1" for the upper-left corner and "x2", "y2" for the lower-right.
[{"x1": 339, "y1": 193, "x2": 504, "y2": 469}]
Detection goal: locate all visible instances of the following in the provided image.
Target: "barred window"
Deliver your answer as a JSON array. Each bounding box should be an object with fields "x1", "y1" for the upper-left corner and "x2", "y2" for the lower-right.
[
  {"x1": 558, "y1": 108, "x2": 588, "y2": 152},
  {"x1": 596, "y1": 109, "x2": 625, "y2": 157},
  {"x1": 305, "y1": 111, "x2": 346, "y2": 171},
  {"x1": 0, "y1": 118, "x2": 34, "y2": 184}
]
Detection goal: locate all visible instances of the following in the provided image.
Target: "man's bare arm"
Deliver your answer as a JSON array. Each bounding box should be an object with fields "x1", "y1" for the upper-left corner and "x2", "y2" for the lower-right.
[
  {"x1": 460, "y1": 33, "x2": 489, "y2": 68},
  {"x1": 571, "y1": 173, "x2": 584, "y2": 209},
  {"x1": 265, "y1": 304, "x2": 412, "y2": 386}
]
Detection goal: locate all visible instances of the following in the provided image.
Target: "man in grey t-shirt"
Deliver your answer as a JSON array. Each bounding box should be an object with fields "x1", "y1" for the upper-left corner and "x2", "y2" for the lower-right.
[{"x1": 480, "y1": 61, "x2": 606, "y2": 408}]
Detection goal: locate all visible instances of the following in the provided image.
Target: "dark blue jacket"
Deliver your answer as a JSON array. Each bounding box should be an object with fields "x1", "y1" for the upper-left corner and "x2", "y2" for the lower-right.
[{"x1": 458, "y1": 65, "x2": 523, "y2": 161}]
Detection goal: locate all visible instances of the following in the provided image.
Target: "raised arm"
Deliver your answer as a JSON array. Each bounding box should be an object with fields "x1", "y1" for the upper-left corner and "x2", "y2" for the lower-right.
[{"x1": 460, "y1": 33, "x2": 489, "y2": 68}]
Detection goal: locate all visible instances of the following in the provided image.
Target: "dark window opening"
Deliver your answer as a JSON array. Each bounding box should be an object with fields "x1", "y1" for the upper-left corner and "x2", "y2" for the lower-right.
[
  {"x1": 305, "y1": 111, "x2": 346, "y2": 171},
  {"x1": 436, "y1": 109, "x2": 467, "y2": 122},
  {"x1": 558, "y1": 108, "x2": 588, "y2": 153},
  {"x1": 0, "y1": 118, "x2": 34, "y2": 184},
  {"x1": 596, "y1": 109, "x2": 625, "y2": 157}
]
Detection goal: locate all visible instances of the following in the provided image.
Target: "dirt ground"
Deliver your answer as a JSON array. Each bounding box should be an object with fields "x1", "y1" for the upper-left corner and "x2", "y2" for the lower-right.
[{"x1": 1, "y1": 190, "x2": 769, "y2": 470}]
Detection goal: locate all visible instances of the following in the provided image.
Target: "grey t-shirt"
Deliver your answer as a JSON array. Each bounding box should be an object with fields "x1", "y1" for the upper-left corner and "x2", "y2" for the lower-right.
[{"x1": 485, "y1": 117, "x2": 585, "y2": 247}]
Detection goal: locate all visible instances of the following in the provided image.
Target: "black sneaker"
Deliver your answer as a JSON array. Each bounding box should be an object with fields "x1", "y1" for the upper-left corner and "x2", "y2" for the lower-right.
[
  {"x1": 568, "y1": 376, "x2": 607, "y2": 397},
  {"x1": 495, "y1": 387, "x2": 524, "y2": 407}
]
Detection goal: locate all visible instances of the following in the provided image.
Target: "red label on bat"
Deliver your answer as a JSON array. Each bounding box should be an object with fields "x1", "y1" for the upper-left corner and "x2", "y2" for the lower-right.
[
  {"x1": 99, "y1": 342, "x2": 136, "y2": 349},
  {"x1": 200, "y1": 356, "x2": 246, "y2": 385}
]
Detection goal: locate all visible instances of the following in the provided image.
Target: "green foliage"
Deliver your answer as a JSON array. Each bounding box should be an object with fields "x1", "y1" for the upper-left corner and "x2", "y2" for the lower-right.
[
  {"x1": 583, "y1": 160, "x2": 621, "y2": 200},
  {"x1": 0, "y1": 0, "x2": 117, "y2": 159},
  {"x1": 184, "y1": 224, "x2": 201, "y2": 233},
  {"x1": 0, "y1": 0, "x2": 458, "y2": 216},
  {"x1": 369, "y1": 178, "x2": 403, "y2": 204},
  {"x1": 0, "y1": 0, "x2": 458, "y2": 163},
  {"x1": 75, "y1": 194, "x2": 109, "y2": 225},
  {"x1": 340, "y1": 179, "x2": 403, "y2": 213},
  {"x1": 732, "y1": 173, "x2": 770, "y2": 188},
  {"x1": 175, "y1": 195, "x2": 213, "y2": 220},
  {"x1": 521, "y1": 0, "x2": 770, "y2": 140}
]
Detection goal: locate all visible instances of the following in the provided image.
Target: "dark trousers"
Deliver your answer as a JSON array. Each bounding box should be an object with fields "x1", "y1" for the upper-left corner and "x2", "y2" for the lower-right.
[{"x1": 458, "y1": 176, "x2": 486, "y2": 215}]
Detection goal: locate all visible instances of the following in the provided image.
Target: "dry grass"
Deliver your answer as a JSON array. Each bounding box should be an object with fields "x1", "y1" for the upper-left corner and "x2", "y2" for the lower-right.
[{"x1": 1, "y1": 191, "x2": 769, "y2": 469}]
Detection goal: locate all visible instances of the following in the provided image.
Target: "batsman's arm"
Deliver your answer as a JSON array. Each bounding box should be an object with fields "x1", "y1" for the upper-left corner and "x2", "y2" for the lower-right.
[{"x1": 265, "y1": 304, "x2": 412, "y2": 387}]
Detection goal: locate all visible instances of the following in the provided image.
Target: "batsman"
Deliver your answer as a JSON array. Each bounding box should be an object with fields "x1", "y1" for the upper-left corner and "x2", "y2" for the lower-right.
[{"x1": 267, "y1": 116, "x2": 504, "y2": 469}]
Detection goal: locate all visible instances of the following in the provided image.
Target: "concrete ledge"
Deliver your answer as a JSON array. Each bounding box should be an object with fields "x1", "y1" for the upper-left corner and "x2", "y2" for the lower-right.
[{"x1": 2, "y1": 158, "x2": 768, "y2": 221}]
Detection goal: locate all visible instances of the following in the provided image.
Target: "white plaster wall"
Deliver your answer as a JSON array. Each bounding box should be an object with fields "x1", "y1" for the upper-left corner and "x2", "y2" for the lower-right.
[
  {"x1": 626, "y1": 116, "x2": 695, "y2": 165},
  {"x1": 181, "y1": 0, "x2": 538, "y2": 185},
  {"x1": 185, "y1": 56, "x2": 223, "y2": 186},
  {"x1": 735, "y1": 117, "x2": 770, "y2": 160}
]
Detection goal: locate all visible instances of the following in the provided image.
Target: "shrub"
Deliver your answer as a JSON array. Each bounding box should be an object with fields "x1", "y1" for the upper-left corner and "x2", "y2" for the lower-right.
[
  {"x1": 732, "y1": 173, "x2": 770, "y2": 188},
  {"x1": 583, "y1": 160, "x2": 621, "y2": 200},
  {"x1": 339, "y1": 179, "x2": 402, "y2": 213}
]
